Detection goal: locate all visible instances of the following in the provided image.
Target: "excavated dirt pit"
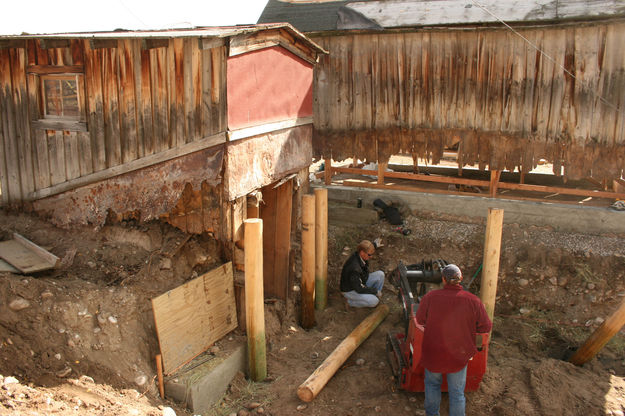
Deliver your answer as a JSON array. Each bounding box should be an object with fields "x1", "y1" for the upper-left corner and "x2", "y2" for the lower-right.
[{"x1": 1, "y1": 206, "x2": 625, "y2": 415}]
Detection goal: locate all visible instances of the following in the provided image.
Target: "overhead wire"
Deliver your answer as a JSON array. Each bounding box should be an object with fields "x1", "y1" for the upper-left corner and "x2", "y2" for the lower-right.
[{"x1": 469, "y1": 0, "x2": 624, "y2": 116}]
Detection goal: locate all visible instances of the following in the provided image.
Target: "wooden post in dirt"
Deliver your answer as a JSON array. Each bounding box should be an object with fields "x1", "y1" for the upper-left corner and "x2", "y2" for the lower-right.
[
  {"x1": 301, "y1": 194, "x2": 316, "y2": 329},
  {"x1": 377, "y1": 162, "x2": 387, "y2": 185},
  {"x1": 314, "y1": 188, "x2": 328, "y2": 310},
  {"x1": 297, "y1": 304, "x2": 390, "y2": 402},
  {"x1": 480, "y1": 208, "x2": 504, "y2": 321},
  {"x1": 569, "y1": 298, "x2": 625, "y2": 366},
  {"x1": 155, "y1": 354, "x2": 165, "y2": 398},
  {"x1": 244, "y1": 218, "x2": 267, "y2": 381},
  {"x1": 489, "y1": 170, "x2": 501, "y2": 198},
  {"x1": 324, "y1": 157, "x2": 332, "y2": 185}
]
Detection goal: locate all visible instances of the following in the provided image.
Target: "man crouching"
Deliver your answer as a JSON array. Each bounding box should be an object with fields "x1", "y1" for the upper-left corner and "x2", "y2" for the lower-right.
[{"x1": 340, "y1": 239, "x2": 384, "y2": 307}]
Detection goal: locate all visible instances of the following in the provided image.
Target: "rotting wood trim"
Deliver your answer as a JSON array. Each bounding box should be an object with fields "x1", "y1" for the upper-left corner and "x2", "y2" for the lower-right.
[
  {"x1": 31, "y1": 120, "x2": 88, "y2": 132},
  {"x1": 28, "y1": 131, "x2": 227, "y2": 201},
  {"x1": 39, "y1": 39, "x2": 71, "y2": 49},
  {"x1": 0, "y1": 40, "x2": 26, "y2": 49},
  {"x1": 27, "y1": 65, "x2": 84, "y2": 74},
  {"x1": 89, "y1": 39, "x2": 119, "y2": 49},
  {"x1": 199, "y1": 37, "x2": 227, "y2": 50},
  {"x1": 229, "y1": 33, "x2": 317, "y2": 64},
  {"x1": 227, "y1": 117, "x2": 313, "y2": 142},
  {"x1": 142, "y1": 38, "x2": 170, "y2": 50}
]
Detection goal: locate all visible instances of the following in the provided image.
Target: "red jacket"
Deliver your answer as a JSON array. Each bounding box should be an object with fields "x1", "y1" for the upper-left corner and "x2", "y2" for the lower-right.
[{"x1": 415, "y1": 284, "x2": 492, "y2": 373}]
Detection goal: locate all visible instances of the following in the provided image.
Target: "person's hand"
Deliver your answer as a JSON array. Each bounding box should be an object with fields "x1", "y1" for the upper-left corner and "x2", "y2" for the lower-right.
[
  {"x1": 376, "y1": 290, "x2": 382, "y2": 298},
  {"x1": 373, "y1": 237, "x2": 384, "y2": 248}
]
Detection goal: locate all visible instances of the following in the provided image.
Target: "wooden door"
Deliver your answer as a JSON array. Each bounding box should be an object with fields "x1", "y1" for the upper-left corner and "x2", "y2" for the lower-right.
[{"x1": 260, "y1": 179, "x2": 293, "y2": 300}]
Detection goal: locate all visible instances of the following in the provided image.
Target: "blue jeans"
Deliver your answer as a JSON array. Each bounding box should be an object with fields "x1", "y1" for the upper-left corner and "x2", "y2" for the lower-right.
[
  {"x1": 424, "y1": 365, "x2": 467, "y2": 416},
  {"x1": 342, "y1": 270, "x2": 385, "y2": 307}
]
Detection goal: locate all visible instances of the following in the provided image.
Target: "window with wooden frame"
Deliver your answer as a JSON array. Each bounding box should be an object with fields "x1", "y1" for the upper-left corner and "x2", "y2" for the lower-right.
[{"x1": 28, "y1": 65, "x2": 87, "y2": 132}]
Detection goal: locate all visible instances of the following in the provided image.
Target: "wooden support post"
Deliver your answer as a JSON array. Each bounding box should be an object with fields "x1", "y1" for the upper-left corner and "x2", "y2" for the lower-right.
[
  {"x1": 244, "y1": 218, "x2": 267, "y2": 381},
  {"x1": 314, "y1": 188, "x2": 328, "y2": 310},
  {"x1": 301, "y1": 195, "x2": 316, "y2": 328},
  {"x1": 569, "y1": 298, "x2": 625, "y2": 366},
  {"x1": 155, "y1": 354, "x2": 165, "y2": 399},
  {"x1": 324, "y1": 157, "x2": 332, "y2": 185},
  {"x1": 489, "y1": 170, "x2": 501, "y2": 198},
  {"x1": 297, "y1": 304, "x2": 390, "y2": 402},
  {"x1": 480, "y1": 208, "x2": 504, "y2": 321},
  {"x1": 520, "y1": 170, "x2": 526, "y2": 184},
  {"x1": 377, "y1": 162, "x2": 387, "y2": 185}
]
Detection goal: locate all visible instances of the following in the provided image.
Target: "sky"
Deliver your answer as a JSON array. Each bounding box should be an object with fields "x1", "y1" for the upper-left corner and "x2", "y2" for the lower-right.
[{"x1": 1, "y1": 0, "x2": 269, "y2": 35}]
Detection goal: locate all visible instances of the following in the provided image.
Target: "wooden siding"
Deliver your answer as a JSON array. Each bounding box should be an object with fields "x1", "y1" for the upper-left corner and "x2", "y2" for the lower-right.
[
  {"x1": 312, "y1": 22, "x2": 625, "y2": 180},
  {"x1": 0, "y1": 38, "x2": 227, "y2": 204}
]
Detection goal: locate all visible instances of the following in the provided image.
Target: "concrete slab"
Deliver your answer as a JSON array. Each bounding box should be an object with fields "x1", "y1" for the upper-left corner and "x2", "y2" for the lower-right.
[
  {"x1": 328, "y1": 202, "x2": 379, "y2": 226},
  {"x1": 318, "y1": 184, "x2": 625, "y2": 236},
  {"x1": 165, "y1": 343, "x2": 247, "y2": 414}
]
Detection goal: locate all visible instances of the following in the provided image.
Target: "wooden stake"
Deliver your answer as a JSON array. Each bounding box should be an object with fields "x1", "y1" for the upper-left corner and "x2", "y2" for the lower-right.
[
  {"x1": 155, "y1": 354, "x2": 165, "y2": 399},
  {"x1": 489, "y1": 170, "x2": 501, "y2": 198},
  {"x1": 314, "y1": 188, "x2": 328, "y2": 310},
  {"x1": 244, "y1": 218, "x2": 267, "y2": 381},
  {"x1": 377, "y1": 162, "x2": 387, "y2": 185},
  {"x1": 297, "y1": 304, "x2": 390, "y2": 402},
  {"x1": 301, "y1": 194, "x2": 316, "y2": 329},
  {"x1": 480, "y1": 208, "x2": 504, "y2": 321},
  {"x1": 569, "y1": 298, "x2": 625, "y2": 366},
  {"x1": 324, "y1": 157, "x2": 332, "y2": 185}
]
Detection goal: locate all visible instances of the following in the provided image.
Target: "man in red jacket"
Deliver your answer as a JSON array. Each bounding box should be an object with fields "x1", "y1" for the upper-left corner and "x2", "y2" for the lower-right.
[{"x1": 415, "y1": 264, "x2": 492, "y2": 416}]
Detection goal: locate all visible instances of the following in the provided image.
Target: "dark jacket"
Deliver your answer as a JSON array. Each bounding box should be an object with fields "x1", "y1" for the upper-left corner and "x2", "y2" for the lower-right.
[{"x1": 340, "y1": 251, "x2": 377, "y2": 294}]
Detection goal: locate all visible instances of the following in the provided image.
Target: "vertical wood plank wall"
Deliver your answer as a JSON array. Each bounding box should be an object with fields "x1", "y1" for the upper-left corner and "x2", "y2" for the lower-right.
[
  {"x1": 0, "y1": 39, "x2": 227, "y2": 204},
  {"x1": 312, "y1": 22, "x2": 625, "y2": 181}
]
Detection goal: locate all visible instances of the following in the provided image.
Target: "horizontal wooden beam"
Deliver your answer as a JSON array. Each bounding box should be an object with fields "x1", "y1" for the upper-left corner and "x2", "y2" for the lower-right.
[
  {"x1": 199, "y1": 37, "x2": 226, "y2": 50},
  {"x1": 27, "y1": 65, "x2": 84, "y2": 75},
  {"x1": 335, "y1": 166, "x2": 625, "y2": 200},
  {"x1": 28, "y1": 132, "x2": 227, "y2": 201},
  {"x1": 39, "y1": 39, "x2": 71, "y2": 49},
  {"x1": 89, "y1": 39, "x2": 118, "y2": 49},
  {"x1": 0, "y1": 40, "x2": 26, "y2": 49},
  {"x1": 142, "y1": 38, "x2": 169, "y2": 50},
  {"x1": 31, "y1": 119, "x2": 87, "y2": 132},
  {"x1": 496, "y1": 181, "x2": 625, "y2": 200},
  {"x1": 227, "y1": 117, "x2": 313, "y2": 141}
]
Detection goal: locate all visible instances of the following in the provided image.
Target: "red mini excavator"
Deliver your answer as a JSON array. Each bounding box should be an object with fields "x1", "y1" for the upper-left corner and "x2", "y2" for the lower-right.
[{"x1": 387, "y1": 261, "x2": 489, "y2": 392}]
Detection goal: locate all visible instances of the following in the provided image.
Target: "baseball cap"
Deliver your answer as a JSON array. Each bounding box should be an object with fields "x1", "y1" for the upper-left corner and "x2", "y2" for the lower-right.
[{"x1": 442, "y1": 264, "x2": 462, "y2": 281}]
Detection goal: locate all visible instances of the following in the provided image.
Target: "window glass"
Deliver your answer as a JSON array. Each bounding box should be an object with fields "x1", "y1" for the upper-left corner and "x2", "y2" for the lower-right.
[{"x1": 43, "y1": 76, "x2": 80, "y2": 118}]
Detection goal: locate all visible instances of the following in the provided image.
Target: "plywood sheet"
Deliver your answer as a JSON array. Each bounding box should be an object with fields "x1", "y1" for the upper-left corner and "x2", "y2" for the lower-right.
[
  {"x1": 151, "y1": 262, "x2": 238, "y2": 375},
  {"x1": 0, "y1": 233, "x2": 60, "y2": 274}
]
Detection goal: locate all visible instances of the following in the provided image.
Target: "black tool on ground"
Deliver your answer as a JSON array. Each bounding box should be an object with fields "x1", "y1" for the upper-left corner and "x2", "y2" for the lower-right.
[
  {"x1": 387, "y1": 259, "x2": 490, "y2": 393},
  {"x1": 373, "y1": 198, "x2": 403, "y2": 225}
]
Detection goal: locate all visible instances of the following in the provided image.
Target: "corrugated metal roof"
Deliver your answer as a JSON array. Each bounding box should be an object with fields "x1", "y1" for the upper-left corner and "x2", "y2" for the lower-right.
[
  {"x1": 258, "y1": 0, "x2": 625, "y2": 32},
  {"x1": 0, "y1": 23, "x2": 327, "y2": 53}
]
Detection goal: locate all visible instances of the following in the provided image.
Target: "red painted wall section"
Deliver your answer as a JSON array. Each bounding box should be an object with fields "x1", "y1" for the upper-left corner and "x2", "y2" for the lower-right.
[{"x1": 227, "y1": 46, "x2": 313, "y2": 130}]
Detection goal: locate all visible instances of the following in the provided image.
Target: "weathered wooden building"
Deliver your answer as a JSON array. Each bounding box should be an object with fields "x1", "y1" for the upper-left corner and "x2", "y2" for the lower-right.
[
  {"x1": 260, "y1": 0, "x2": 625, "y2": 183},
  {"x1": 0, "y1": 24, "x2": 326, "y2": 300}
]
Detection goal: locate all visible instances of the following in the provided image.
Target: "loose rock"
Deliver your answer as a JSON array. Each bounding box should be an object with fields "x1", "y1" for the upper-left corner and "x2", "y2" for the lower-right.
[
  {"x1": 246, "y1": 402, "x2": 261, "y2": 410},
  {"x1": 9, "y1": 297, "x2": 30, "y2": 311},
  {"x1": 518, "y1": 279, "x2": 529, "y2": 287},
  {"x1": 162, "y1": 407, "x2": 177, "y2": 416},
  {"x1": 296, "y1": 404, "x2": 307, "y2": 411},
  {"x1": 356, "y1": 358, "x2": 365, "y2": 366}
]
